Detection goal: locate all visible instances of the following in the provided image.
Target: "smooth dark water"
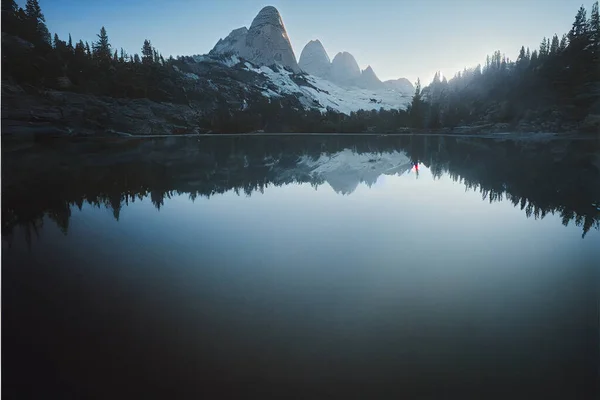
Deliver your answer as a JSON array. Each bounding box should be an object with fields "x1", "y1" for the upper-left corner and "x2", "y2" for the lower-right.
[{"x1": 2, "y1": 135, "x2": 600, "y2": 399}]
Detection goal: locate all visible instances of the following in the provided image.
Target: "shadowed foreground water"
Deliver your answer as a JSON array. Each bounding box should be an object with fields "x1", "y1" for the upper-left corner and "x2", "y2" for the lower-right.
[{"x1": 2, "y1": 134, "x2": 599, "y2": 398}]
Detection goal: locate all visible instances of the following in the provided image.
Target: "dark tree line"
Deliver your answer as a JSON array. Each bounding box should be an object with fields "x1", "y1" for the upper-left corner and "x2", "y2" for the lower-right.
[
  {"x1": 2, "y1": 0, "x2": 179, "y2": 101},
  {"x1": 2, "y1": 1, "x2": 598, "y2": 134},
  {"x1": 412, "y1": 2, "x2": 600, "y2": 132}
]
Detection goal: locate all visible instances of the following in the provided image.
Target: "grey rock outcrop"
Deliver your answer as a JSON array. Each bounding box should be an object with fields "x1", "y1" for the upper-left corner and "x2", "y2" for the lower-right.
[
  {"x1": 210, "y1": 6, "x2": 300, "y2": 72},
  {"x1": 211, "y1": 27, "x2": 248, "y2": 55}
]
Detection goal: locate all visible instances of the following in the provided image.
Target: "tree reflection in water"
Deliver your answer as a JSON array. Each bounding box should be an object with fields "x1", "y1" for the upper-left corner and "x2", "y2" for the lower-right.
[{"x1": 2, "y1": 134, "x2": 599, "y2": 247}]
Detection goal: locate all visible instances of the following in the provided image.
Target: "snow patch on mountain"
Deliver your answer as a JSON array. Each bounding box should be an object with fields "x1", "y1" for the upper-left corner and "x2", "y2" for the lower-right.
[{"x1": 243, "y1": 63, "x2": 411, "y2": 114}]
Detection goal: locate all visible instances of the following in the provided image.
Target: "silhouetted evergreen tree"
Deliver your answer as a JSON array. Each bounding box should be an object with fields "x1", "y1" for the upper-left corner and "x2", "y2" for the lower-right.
[
  {"x1": 23, "y1": 0, "x2": 49, "y2": 45},
  {"x1": 550, "y1": 34, "x2": 559, "y2": 54},
  {"x1": 141, "y1": 39, "x2": 153, "y2": 64},
  {"x1": 92, "y1": 26, "x2": 111, "y2": 64},
  {"x1": 569, "y1": 5, "x2": 588, "y2": 45},
  {"x1": 559, "y1": 34, "x2": 568, "y2": 51},
  {"x1": 589, "y1": 1, "x2": 600, "y2": 52},
  {"x1": 417, "y1": 2, "x2": 599, "y2": 133},
  {"x1": 409, "y1": 79, "x2": 424, "y2": 128}
]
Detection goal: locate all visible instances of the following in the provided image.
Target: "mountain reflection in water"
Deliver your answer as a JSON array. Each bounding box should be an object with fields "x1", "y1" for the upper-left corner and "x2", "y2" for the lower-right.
[
  {"x1": 2, "y1": 134, "x2": 599, "y2": 399},
  {"x1": 2, "y1": 134, "x2": 599, "y2": 244}
]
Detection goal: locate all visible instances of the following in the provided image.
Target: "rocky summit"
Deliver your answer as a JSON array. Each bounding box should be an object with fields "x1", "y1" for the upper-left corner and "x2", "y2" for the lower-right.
[
  {"x1": 299, "y1": 40, "x2": 400, "y2": 92},
  {"x1": 211, "y1": 6, "x2": 413, "y2": 97},
  {"x1": 356, "y1": 65, "x2": 384, "y2": 90},
  {"x1": 330, "y1": 51, "x2": 362, "y2": 86},
  {"x1": 298, "y1": 39, "x2": 331, "y2": 79},
  {"x1": 210, "y1": 6, "x2": 300, "y2": 72}
]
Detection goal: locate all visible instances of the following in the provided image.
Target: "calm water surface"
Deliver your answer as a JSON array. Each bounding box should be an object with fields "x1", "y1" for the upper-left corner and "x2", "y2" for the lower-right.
[{"x1": 2, "y1": 135, "x2": 599, "y2": 398}]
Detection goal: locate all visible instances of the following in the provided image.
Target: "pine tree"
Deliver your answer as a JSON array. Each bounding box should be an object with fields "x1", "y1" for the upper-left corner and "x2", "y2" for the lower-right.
[
  {"x1": 530, "y1": 49, "x2": 539, "y2": 66},
  {"x1": 589, "y1": 1, "x2": 600, "y2": 51},
  {"x1": 159, "y1": 54, "x2": 165, "y2": 65},
  {"x1": 93, "y1": 26, "x2": 111, "y2": 64},
  {"x1": 153, "y1": 49, "x2": 159, "y2": 63},
  {"x1": 539, "y1": 37, "x2": 548, "y2": 57},
  {"x1": 68, "y1": 33, "x2": 73, "y2": 49},
  {"x1": 75, "y1": 40, "x2": 86, "y2": 58},
  {"x1": 37, "y1": 23, "x2": 50, "y2": 45},
  {"x1": 517, "y1": 45, "x2": 526, "y2": 66},
  {"x1": 559, "y1": 34, "x2": 568, "y2": 51},
  {"x1": 85, "y1": 41, "x2": 92, "y2": 57},
  {"x1": 24, "y1": 0, "x2": 49, "y2": 44},
  {"x1": 25, "y1": 0, "x2": 44, "y2": 22},
  {"x1": 53, "y1": 33, "x2": 60, "y2": 48},
  {"x1": 133, "y1": 54, "x2": 141, "y2": 63},
  {"x1": 119, "y1": 48, "x2": 127, "y2": 63},
  {"x1": 141, "y1": 39, "x2": 153, "y2": 64},
  {"x1": 409, "y1": 79, "x2": 424, "y2": 128},
  {"x1": 550, "y1": 34, "x2": 559, "y2": 54},
  {"x1": 114, "y1": 50, "x2": 118, "y2": 62},
  {"x1": 569, "y1": 5, "x2": 588, "y2": 44}
]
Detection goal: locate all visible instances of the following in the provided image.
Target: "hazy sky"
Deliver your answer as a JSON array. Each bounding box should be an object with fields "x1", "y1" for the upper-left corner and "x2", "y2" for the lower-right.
[{"x1": 29, "y1": 0, "x2": 589, "y2": 84}]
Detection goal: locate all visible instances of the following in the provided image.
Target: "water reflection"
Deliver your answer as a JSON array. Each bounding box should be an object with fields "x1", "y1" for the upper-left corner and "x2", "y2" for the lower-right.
[
  {"x1": 2, "y1": 134, "x2": 600, "y2": 246},
  {"x1": 2, "y1": 134, "x2": 599, "y2": 398}
]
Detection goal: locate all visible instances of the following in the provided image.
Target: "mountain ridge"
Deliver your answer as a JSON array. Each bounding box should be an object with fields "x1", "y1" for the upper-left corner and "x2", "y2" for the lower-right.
[{"x1": 212, "y1": 6, "x2": 413, "y2": 96}]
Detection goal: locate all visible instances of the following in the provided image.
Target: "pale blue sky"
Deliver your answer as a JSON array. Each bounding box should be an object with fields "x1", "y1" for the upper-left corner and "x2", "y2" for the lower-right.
[{"x1": 28, "y1": 0, "x2": 590, "y2": 84}]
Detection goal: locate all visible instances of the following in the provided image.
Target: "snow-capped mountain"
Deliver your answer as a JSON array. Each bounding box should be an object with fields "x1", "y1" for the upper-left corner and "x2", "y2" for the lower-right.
[
  {"x1": 205, "y1": 5, "x2": 413, "y2": 114},
  {"x1": 298, "y1": 42, "x2": 391, "y2": 92},
  {"x1": 210, "y1": 6, "x2": 300, "y2": 72},
  {"x1": 298, "y1": 39, "x2": 331, "y2": 79}
]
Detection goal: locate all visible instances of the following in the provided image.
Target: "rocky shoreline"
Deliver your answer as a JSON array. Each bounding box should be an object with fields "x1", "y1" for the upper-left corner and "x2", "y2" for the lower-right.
[{"x1": 2, "y1": 81, "x2": 598, "y2": 138}]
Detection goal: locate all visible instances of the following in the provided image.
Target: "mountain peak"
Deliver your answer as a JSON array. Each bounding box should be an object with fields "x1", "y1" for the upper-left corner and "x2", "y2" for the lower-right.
[
  {"x1": 211, "y1": 5, "x2": 299, "y2": 72},
  {"x1": 250, "y1": 6, "x2": 284, "y2": 29},
  {"x1": 357, "y1": 64, "x2": 383, "y2": 90},
  {"x1": 330, "y1": 52, "x2": 361, "y2": 85},
  {"x1": 299, "y1": 39, "x2": 331, "y2": 78}
]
